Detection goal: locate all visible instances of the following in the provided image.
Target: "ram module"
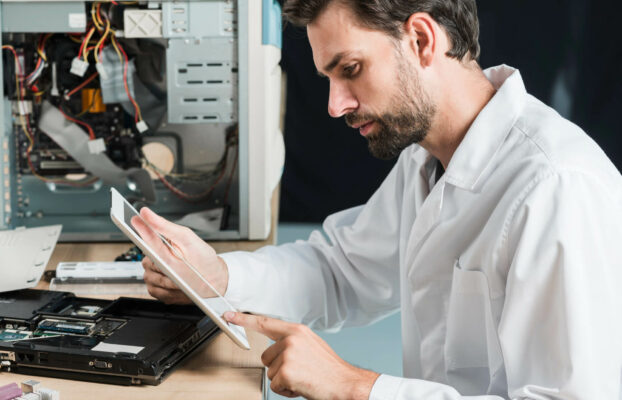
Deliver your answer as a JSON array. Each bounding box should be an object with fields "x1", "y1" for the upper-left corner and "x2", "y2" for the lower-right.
[{"x1": 38, "y1": 319, "x2": 94, "y2": 335}]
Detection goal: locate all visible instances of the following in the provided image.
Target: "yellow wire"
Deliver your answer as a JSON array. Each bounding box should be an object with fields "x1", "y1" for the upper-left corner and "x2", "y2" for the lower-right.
[
  {"x1": 94, "y1": 19, "x2": 111, "y2": 64},
  {"x1": 35, "y1": 34, "x2": 52, "y2": 62},
  {"x1": 36, "y1": 48, "x2": 46, "y2": 62},
  {"x1": 91, "y1": 3, "x2": 103, "y2": 31},
  {"x1": 82, "y1": 28, "x2": 96, "y2": 61},
  {"x1": 97, "y1": 4, "x2": 106, "y2": 27},
  {"x1": 110, "y1": 32, "x2": 123, "y2": 64}
]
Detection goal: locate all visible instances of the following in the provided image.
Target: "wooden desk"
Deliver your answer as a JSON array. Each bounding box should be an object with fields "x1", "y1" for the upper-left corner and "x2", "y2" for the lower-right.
[{"x1": 0, "y1": 191, "x2": 280, "y2": 400}]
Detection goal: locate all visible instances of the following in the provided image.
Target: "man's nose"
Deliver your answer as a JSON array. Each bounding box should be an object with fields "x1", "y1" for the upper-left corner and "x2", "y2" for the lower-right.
[{"x1": 327, "y1": 81, "x2": 358, "y2": 118}]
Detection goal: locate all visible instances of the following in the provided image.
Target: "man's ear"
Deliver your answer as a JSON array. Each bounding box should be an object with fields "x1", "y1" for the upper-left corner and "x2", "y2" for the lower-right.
[{"x1": 403, "y1": 12, "x2": 437, "y2": 67}]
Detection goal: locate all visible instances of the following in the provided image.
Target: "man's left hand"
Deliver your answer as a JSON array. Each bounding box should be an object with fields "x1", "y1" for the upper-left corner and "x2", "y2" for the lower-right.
[{"x1": 224, "y1": 312, "x2": 379, "y2": 400}]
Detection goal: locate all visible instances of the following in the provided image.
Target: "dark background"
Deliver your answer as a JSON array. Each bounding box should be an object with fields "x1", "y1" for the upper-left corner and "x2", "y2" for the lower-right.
[{"x1": 278, "y1": 0, "x2": 622, "y2": 222}]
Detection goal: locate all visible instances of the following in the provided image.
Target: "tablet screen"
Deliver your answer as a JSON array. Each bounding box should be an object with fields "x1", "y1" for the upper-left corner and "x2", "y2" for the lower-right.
[{"x1": 110, "y1": 188, "x2": 249, "y2": 349}]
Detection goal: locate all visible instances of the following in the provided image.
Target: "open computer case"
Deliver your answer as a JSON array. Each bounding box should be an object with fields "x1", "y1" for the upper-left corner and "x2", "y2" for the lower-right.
[{"x1": 0, "y1": 0, "x2": 284, "y2": 241}]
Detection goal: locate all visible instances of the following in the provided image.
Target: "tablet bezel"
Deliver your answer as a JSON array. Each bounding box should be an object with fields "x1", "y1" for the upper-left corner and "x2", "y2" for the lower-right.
[{"x1": 109, "y1": 188, "x2": 250, "y2": 350}]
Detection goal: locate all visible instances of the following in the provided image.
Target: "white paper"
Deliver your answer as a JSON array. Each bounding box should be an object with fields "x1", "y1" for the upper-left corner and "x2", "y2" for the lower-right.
[{"x1": 0, "y1": 225, "x2": 62, "y2": 292}]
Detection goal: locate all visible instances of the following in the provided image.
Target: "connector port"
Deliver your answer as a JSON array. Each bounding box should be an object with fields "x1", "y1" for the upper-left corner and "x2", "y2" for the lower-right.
[{"x1": 90, "y1": 359, "x2": 111, "y2": 369}]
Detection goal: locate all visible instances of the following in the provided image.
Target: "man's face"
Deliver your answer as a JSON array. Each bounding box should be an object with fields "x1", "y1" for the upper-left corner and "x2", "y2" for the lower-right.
[{"x1": 308, "y1": 2, "x2": 436, "y2": 159}]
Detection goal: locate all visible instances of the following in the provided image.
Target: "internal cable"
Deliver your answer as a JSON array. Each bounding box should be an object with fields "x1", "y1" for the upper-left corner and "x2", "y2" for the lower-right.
[
  {"x1": 3, "y1": 45, "x2": 96, "y2": 186},
  {"x1": 91, "y1": 3, "x2": 103, "y2": 30},
  {"x1": 144, "y1": 128, "x2": 239, "y2": 202},
  {"x1": 110, "y1": 34, "x2": 142, "y2": 123},
  {"x1": 79, "y1": 27, "x2": 96, "y2": 61},
  {"x1": 58, "y1": 104, "x2": 96, "y2": 140},
  {"x1": 152, "y1": 161, "x2": 229, "y2": 202},
  {"x1": 65, "y1": 71, "x2": 99, "y2": 99},
  {"x1": 94, "y1": 18, "x2": 111, "y2": 64},
  {"x1": 24, "y1": 34, "x2": 52, "y2": 87}
]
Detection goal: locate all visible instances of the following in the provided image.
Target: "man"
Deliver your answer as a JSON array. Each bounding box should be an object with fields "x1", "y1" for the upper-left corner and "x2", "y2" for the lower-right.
[{"x1": 133, "y1": 0, "x2": 622, "y2": 399}]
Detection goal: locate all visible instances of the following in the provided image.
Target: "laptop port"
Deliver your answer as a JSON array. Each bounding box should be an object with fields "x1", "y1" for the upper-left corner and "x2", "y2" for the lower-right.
[
  {"x1": 90, "y1": 360, "x2": 111, "y2": 369},
  {"x1": 0, "y1": 351, "x2": 15, "y2": 361}
]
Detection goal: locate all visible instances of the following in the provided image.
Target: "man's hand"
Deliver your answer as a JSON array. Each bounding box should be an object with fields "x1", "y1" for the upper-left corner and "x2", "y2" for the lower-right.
[
  {"x1": 224, "y1": 312, "x2": 379, "y2": 400},
  {"x1": 131, "y1": 207, "x2": 229, "y2": 304}
]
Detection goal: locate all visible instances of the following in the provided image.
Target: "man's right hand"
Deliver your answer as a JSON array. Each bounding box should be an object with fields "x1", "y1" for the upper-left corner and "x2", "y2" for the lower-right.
[{"x1": 131, "y1": 207, "x2": 229, "y2": 305}]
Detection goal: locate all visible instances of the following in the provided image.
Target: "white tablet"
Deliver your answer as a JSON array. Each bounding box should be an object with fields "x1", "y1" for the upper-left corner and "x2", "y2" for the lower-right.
[{"x1": 109, "y1": 188, "x2": 250, "y2": 350}]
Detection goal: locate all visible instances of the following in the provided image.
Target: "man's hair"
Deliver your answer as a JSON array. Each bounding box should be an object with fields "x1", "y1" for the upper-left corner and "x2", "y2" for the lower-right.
[{"x1": 282, "y1": 0, "x2": 481, "y2": 61}]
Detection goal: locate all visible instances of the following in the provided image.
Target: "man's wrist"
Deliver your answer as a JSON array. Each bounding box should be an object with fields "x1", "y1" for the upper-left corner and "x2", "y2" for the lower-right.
[{"x1": 343, "y1": 365, "x2": 380, "y2": 400}]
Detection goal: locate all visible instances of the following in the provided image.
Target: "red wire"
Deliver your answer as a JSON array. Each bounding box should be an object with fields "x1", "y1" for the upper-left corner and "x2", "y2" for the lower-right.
[
  {"x1": 24, "y1": 34, "x2": 51, "y2": 84},
  {"x1": 58, "y1": 106, "x2": 96, "y2": 140},
  {"x1": 66, "y1": 71, "x2": 99, "y2": 98},
  {"x1": 3, "y1": 46, "x2": 22, "y2": 76},
  {"x1": 154, "y1": 160, "x2": 229, "y2": 203},
  {"x1": 24, "y1": 58, "x2": 42, "y2": 82},
  {"x1": 78, "y1": 27, "x2": 94, "y2": 58},
  {"x1": 114, "y1": 38, "x2": 140, "y2": 123},
  {"x1": 98, "y1": 37, "x2": 107, "y2": 59}
]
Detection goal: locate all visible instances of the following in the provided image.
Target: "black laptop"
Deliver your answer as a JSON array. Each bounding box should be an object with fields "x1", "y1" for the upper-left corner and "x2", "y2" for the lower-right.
[{"x1": 0, "y1": 289, "x2": 220, "y2": 385}]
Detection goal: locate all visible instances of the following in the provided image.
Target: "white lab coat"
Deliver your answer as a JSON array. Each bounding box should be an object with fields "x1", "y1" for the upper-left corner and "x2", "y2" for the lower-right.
[{"x1": 221, "y1": 65, "x2": 622, "y2": 399}]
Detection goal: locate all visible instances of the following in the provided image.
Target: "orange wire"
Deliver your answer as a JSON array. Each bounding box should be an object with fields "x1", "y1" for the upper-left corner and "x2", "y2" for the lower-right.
[{"x1": 66, "y1": 71, "x2": 99, "y2": 98}]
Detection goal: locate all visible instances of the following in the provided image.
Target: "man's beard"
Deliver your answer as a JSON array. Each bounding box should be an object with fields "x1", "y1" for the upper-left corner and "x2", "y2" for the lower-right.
[{"x1": 345, "y1": 56, "x2": 436, "y2": 160}]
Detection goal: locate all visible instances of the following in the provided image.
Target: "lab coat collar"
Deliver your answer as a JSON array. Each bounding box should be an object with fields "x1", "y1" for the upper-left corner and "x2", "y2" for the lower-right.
[{"x1": 444, "y1": 65, "x2": 527, "y2": 191}]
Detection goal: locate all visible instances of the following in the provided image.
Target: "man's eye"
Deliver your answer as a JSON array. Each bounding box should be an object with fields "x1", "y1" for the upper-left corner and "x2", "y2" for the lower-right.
[{"x1": 343, "y1": 64, "x2": 359, "y2": 77}]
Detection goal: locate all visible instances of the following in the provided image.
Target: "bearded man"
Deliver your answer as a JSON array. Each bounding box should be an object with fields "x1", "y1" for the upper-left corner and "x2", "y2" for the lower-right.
[{"x1": 133, "y1": 1, "x2": 622, "y2": 398}]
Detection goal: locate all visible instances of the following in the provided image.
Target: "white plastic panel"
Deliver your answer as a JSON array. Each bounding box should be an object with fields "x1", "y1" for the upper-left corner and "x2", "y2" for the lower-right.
[{"x1": 124, "y1": 9, "x2": 163, "y2": 38}]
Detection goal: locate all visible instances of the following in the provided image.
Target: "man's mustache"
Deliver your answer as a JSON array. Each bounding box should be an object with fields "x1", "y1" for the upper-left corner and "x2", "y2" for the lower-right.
[{"x1": 345, "y1": 113, "x2": 377, "y2": 128}]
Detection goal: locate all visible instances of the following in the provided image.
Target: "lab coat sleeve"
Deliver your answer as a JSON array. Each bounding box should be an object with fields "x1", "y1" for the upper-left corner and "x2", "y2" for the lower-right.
[
  {"x1": 369, "y1": 169, "x2": 622, "y2": 399},
  {"x1": 220, "y1": 153, "x2": 408, "y2": 330},
  {"x1": 500, "y1": 170, "x2": 621, "y2": 399}
]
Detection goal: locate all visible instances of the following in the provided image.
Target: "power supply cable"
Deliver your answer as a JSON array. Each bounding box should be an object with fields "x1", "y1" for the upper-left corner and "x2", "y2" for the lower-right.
[{"x1": 110, "y1": 34, "x2": 142, "y2": 123}]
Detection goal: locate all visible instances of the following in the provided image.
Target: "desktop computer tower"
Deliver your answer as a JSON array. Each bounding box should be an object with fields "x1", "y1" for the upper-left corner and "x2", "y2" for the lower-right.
[{"x1": 0, "y1": 0, "x2": 284, "y2": 241}]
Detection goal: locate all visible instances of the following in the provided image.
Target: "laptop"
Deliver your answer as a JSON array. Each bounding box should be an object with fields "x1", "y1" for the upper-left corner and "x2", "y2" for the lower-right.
[{"x1": 0, "y1": 289, "x2": 220, "y2": 385}]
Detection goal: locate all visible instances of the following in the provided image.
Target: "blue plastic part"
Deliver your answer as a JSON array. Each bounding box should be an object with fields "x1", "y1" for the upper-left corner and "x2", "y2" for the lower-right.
[{"x1": 262, "y1": 0, "x2": 282, "y2": 49}]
